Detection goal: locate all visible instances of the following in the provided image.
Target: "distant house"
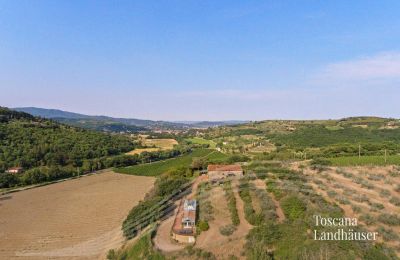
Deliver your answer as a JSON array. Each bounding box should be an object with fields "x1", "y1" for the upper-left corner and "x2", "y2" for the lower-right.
[
  {"x1": 171, "y1": 199, "x2": 197, "y2": 243},
  {"x1": 207, "y1": 164, "x2": 243, "y2": 181},
  {"x1": 6, "y1": 167, "x2": 23, "y2": 174}
]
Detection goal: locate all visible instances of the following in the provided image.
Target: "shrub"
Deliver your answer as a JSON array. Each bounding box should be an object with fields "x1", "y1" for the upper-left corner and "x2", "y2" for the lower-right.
[
  {"x1": 197, "y1": 220, "x2": 210, "y2": 231},
  {"x1": 310, "y1": 158, "x2": 332, "y2": 166},
  {"x1": 379, "y1": 189, "x2": 391, "y2": 198},
  {"x1": 351, "y1": 204, "x2": 361, "y2": 213},
  {"x1": 353, "y1": 194, "x2": 370, "y2": 203},
  {"x1": 389, "y1": 170, "x2": 400, "y2": 178},
  {"x1": 280, "y1": 195, "x2": 306, "y2": 221},
  {"x1": 370, "y1": 203, "x2": 384, "y2": 211},
  {"x1": 327, "y1": 190, "x2": 338, "y2": 197},
  {"x1": 0, "y1": 173, "x2": 19, "y2": 188},
  {"x1": 360, "y1": 214, "x2": 375, "y2": 225},
  {"x1": 377, "y1": 226, "x2": 399, "y2": 241},
  {"x1": 223, "y1": 181, "x2": 240, "y2": 226},
  {"x1": 106, "y1": 249, "x2": 117, "y2": 260},
  {"x1": 219, "y1": 224, "x2": 236, "y2": 236},
  {"x1": 336, "y1": 196, "x2": 350, "y2": 205},
  {"x1": 389, "y1": 196, "x2": 400, "y2": 206},
  {"x1": 377, "y1": 214, "x2": 400, "y2": 226}
]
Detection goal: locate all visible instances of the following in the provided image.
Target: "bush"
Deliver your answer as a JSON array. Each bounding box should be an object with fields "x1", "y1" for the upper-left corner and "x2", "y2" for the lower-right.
[
  {"x1": 377, "y1": 226, "x2": 399, "y2": 241},
  {"x1": 280, "y1": 195, "x2": 306, "y2": 221},
  {"x1": 360, "y1": 214, "x2": 375, "y2": 225},
  {"x1": 351, "y1": 204, "x2": 362, "y2": 213},
  {"x1": 370, "y1": 203, "x2": 384, "y2": 211},
  {"x1": 389, "y1": 196, "x2": 400, "y2": 206},
  {"x1": 0, "y1": 173, "x2": 19, "y2": 188},
  {"x1": 379, "y1": 189, "x2": 391, "y2": 198},
  {"x1": 219, "y1": 224, "x2": 236, "y2": 236},
  {"x1": 197, "y1": 220, "x2": 209, "y2": 231},
  {"x1": 223, "y1": 181, "x2": 240, "y2": 226},
  {"x1": 377, "y1": 214, "x2": 400, "y2": 226},
  {"x1": 106, "y1": 249, "x2": 117, "y2": 260},
  {"x1": 310, "y1": 158, "x2": 332, "y2": 166}
]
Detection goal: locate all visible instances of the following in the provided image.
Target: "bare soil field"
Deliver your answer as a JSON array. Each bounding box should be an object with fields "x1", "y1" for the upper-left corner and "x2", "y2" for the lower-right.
[
  {"x1": 0, "y1": 171, "x2": 154, "y2": 259},
  {"x1": 303, "y1": 165, "x2": 400, "y2": 256}
]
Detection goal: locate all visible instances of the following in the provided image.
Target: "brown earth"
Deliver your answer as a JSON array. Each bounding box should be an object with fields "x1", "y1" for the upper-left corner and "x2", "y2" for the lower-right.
[
  {"x1": 196, "y1": 180, "x2": 252, "y2": 259},
  {"x1": 302, "y1": 165, "x2": 400, "y2": 256},
  {"x1": 153, "y1": 202, "x2": 185, "y2": 253},
  {"x1": 0, "y1": 171, "x2": 155, "y2": 259}
]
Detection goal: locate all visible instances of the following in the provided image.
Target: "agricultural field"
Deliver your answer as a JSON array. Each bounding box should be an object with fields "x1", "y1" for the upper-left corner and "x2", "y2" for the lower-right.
[
  {"x1": 185, "y1": 137, "x2": 216, "y2": 148},
  {"x1": 126, "y1": 138, "x2": 178, "y2": 155},
  {"x1": 329, "y1": 155, "x2": 400, "y2": 166},
  {"x1": 126, "y1": 135, "x2": 178, "y2": 155},
  {"x1": 115, "y1": 149, "x2": 228, "y2": 176},
  {"x1": 0, "y1": 171, "x2": 154, "y2": 259},
  {"x1": 126, "y1": 147, "x2": 161, "y2": 155},
  {"x1": 195, "y1": 181, "x2": 251, "y2": 259},
  {"x1": 303, "y1": 165, "x2": 400, "y2": 256},
  {"x1": 144, "y1": 139, "x2": 178, "y2": 149}
]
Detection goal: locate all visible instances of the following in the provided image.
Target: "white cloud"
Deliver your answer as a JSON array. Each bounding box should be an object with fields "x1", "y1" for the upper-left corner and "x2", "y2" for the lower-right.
[{"x1": 312, "y1": 52, "x2": 400, "y2": 83}]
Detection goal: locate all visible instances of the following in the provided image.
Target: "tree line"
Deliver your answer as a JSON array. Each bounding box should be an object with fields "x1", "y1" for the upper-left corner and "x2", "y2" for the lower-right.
[{"x1": 0, "y1": 107, "x2": 190, "y2": 188}]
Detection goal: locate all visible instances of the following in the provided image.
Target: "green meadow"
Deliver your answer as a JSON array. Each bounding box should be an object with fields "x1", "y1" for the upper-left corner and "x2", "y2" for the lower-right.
[
  {"x1": 185, "y1": 137, "x2": 217, "y2": 148},
  {"x1": 328, "y1": 155, "x2": 400, "y2": 166},
  {"x1": 114, "y1": 149, "x2": 227, "y2": 176}
]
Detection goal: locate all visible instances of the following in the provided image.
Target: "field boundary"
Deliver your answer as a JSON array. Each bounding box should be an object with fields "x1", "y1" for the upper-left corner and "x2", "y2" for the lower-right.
[{"x1": 0, "y1": 169, "x2": 111, "y2": 196}]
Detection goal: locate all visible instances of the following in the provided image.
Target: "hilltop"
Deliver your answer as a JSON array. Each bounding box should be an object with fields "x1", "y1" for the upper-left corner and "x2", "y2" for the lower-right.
[{"x1": 13, "y1": 107, "x2": 248, "y2": 132}]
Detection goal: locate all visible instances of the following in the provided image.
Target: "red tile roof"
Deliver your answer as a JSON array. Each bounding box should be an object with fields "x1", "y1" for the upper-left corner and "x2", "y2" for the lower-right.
[{"x1": 207, "y1": 164, "x2": 242, "y2": 172}]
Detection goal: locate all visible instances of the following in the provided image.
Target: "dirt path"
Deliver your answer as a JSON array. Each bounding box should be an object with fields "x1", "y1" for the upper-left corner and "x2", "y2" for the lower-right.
[
  {"x1": 0, "y1": 171, "x2": 155, "y2": 259},
  {"x1": 252, "y1": 179, "x2": 286, "y2": 223},
  {"x1": 153, "y1": 205, "x2": 185, "y2": 252},
  {"x1": 232, "y1": 179, "x2": 253, "y2": 231},
  {"x1": 153, "y1": 175, "x2": 206, "y2": 253}
]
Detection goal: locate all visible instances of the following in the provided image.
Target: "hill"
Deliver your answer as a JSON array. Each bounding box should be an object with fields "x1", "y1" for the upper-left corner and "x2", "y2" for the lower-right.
[
  {"x1": 13, "y1": 107, "x2": 248, "y2": 131},
  {"x1": 0, "y1": 107, "x2": 135, "y2": 187}
]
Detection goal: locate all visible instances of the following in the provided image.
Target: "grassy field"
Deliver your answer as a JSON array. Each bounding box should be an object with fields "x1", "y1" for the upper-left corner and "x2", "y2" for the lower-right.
[
  {"x1": 329, "y1": 155, "x2": 400, "y2": 166},
  {"x1": 115, "y1": 149, "x2": 228, "y2": 176},
  {"x1": 144, "y1": 138, "x2": 178, "y2": 149},
  {"x1": 186, "y1": 137, "x2": 216, "y2": 148},
  {"x1": 126, "y1": 138, "x2": 178, "y2": 155}
]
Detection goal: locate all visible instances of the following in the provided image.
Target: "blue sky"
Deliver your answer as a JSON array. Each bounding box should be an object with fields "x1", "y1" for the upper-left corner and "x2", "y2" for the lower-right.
[{"x1": 1, "y1": 1, "x2": 400, "y2": 120}]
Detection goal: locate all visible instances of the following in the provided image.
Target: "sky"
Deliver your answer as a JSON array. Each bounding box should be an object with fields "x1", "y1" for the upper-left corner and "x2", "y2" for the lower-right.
[{"x1": 1, "y1": 0, "x2": 400, "y2": 121}]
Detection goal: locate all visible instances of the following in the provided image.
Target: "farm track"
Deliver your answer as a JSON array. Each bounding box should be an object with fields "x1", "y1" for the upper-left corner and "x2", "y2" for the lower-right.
[
  {"x1": 252, "y1": 179, "x2": 286, "y2": 223},
  {"x1": 0, "y1": 171, "x2": 155, "y2": 259}
]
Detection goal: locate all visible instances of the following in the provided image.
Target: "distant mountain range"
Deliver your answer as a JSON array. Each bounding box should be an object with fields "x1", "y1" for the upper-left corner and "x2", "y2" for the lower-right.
[{"x1": 12, "y1": 107, "x2": 248, "y2": 132}]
